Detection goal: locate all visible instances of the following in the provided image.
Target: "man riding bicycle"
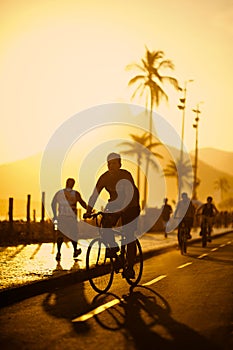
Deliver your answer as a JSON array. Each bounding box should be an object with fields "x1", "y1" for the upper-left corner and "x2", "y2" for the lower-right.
[
  {"x1": 196, "y1": 196, "x2": 219, "y2": 242},
  {"x1": 84, "y1": 152, "x2": 140, "y2": 279},
  {"x1": 174, "y1": 192, "x2": 195, "y2": 248}
]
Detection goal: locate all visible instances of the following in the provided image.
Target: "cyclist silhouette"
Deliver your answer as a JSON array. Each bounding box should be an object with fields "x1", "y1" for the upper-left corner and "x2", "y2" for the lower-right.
[
  {"x1": 84, "y1": 152, "x2": 140, "y2": 279},
  {"x1": 174, "y1": 192, "x2": 195, "y2": 246},
  {"x1": 196, "y1": 196, "x2": 219, "y2": 242}
]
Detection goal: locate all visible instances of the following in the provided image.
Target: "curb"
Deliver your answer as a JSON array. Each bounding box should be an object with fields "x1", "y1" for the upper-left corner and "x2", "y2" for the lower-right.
[{"x1": 0, "y1": 230, "x2": 232, "y2": 308}]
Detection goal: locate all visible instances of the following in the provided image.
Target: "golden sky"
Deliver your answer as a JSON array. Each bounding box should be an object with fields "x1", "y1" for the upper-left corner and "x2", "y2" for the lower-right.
[{"x1": 1, "y1": 0, "x2": 233, "y2": 164}]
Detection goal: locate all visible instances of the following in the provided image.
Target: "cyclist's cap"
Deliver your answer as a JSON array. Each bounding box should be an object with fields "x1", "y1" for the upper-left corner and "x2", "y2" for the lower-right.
[{"x1": 107, "y1": 152, "x2": 121, "y2": 161}]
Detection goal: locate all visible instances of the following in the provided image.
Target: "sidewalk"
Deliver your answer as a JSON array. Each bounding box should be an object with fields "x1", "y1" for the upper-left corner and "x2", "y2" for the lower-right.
[{"x1": 0, "y1": 227, "x2": 232, "y2": 306}]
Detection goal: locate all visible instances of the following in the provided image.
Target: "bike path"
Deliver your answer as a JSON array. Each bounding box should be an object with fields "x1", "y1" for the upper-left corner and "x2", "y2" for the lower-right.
[{"x1": 0, "y1": 227, "x2": 232, "y2": 306}]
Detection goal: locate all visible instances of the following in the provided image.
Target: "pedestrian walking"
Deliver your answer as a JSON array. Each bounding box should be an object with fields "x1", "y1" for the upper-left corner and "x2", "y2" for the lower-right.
[
  {"x1": 161, "y1": 198, "x2": 173, "y2": 238},
  {"x1": 51, "y1": 178, "x2": 87, "y2": 261}
]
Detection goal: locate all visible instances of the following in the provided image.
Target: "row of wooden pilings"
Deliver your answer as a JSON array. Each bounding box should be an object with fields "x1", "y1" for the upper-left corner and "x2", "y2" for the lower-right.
[{"x1": 8, "y1": 192, "x2": 46, "y2": 222}]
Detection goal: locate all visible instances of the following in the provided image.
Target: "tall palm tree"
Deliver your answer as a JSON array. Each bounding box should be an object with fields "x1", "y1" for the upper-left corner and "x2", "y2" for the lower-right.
[
  {"x1": 126, "y1": 47, "x2": 181, "y2": 140},
  {"x1": 118, "y1": 132, "x2": 163, "y2": 208},
  {"x1": 127, "y1": 47, "x2": 180, "y2": 206},
  {"x1": 214, "y1": 177, "x2": 230, "y2": 201},
  {"x1": 164, "y1": 158, "x2": 193, "y2": 199}
]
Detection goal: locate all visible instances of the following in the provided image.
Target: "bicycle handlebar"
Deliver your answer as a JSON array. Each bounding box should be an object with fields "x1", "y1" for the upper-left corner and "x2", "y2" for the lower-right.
[{"x1": 83, "y1": 211, "x2": 104, "y2": 220}]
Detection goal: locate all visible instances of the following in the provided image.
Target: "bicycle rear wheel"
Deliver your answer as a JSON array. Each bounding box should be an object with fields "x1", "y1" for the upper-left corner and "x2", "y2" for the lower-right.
[
  {"x1": 86, "y1": 238, "x2": 114, "y2": 293},
  {"x1": 181, "y1": 233, "x2": 187, "y2": 254},
  {"x1": 124, "y1": 239, "x2": 143, "y2": 287},
  {"x1": 202, "y1": 230, "x2": 207, "y2": 247}
]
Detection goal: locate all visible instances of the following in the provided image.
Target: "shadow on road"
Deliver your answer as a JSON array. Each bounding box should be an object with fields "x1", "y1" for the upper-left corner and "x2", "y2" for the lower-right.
[{"x1": 90, "y1": 285, "x2": 220, "y2": 350}]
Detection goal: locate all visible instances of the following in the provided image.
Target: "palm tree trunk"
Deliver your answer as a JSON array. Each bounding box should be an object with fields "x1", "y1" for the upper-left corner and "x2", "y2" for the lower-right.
[{"x1": 143, "y1": 97, "x2": 153, "y2": 209}]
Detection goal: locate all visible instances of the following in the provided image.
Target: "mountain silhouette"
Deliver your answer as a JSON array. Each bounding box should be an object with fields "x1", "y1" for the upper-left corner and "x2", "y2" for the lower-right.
[{"x1": 0, "y1": 147, "x2": 232, "y2": 220}]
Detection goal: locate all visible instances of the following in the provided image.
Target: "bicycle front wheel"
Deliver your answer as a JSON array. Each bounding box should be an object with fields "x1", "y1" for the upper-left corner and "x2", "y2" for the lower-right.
[
  {"x1": 124, "y1": 239, "x2": 143, "y2": 287},
  {"x1": 86, "y1": 238, "x2": 114, "y2": 294},
  {"x1": 202, "y1": 230, "x2": 207, "y2": 247},
  {"x1": 178, "y1": 227, "x2": 187, "y2": 255}
]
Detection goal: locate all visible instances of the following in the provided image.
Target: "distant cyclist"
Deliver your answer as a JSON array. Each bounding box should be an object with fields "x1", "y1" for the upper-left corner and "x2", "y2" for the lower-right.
[
  {"x1": 84, "y1": 152, "x2": 140, "y2": 279},
  {"x1": 196, "y1": 196, "x2": 219, "y2": 242},
  {"x1": 174, "y1": 192, "x2": 195, "y2": 246}
]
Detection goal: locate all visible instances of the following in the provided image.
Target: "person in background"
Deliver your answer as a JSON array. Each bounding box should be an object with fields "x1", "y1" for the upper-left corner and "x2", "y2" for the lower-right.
[
  {"x1": 161, "y1": 198, "x2": 173, "y2": 238},
  {"x1": 196, "y1": 196, "x2": 219, "y2": 242},
  {"x1": 174, "y1": 192, "x2": 195, "y2": 247},
  {"x1": 51, "y1": 178, "x2": 87, "y2": 261}
]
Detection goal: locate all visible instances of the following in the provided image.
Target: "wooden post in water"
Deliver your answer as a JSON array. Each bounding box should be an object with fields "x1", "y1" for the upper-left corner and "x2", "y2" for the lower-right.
[
  {"x1": 27, "y1": 194, "x2": 31, "y2": 222},
  {"x1": 41, "y1": 191, "x2": 45, "y2": 222},
  {"x1": 9, "y1": 197, "x2": 13, "y2": 222}
]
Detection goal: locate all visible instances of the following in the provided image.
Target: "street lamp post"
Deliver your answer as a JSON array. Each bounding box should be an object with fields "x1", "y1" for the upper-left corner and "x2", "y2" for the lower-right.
[
  {"x1": 192, "y1": 102, "x2": 203, "y2": 200},
  {"x1": 177, "y1": 80, "x2": 194, "y2": 164},
  {"x1": 177, "y1": 79, "x2": 193, "y2": 199}
]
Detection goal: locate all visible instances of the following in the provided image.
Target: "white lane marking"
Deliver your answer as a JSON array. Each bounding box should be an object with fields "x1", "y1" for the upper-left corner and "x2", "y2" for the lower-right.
[
  {"x1": 142, "y1": 275, "x2": 167, "y2": 286},
  {"x1": 220, "y1": 244, "x2": 226, "y2": 248},
  {"x1": 73, "y1": 275, "x2": 168, "y2": 322},
  {"x1": 198, "y1": 253, "x2": 208, "y2": 259},
  {"x1": 211, "y1": 248, "x2": 218, "y2": 252},
  {"x1": 177, "y1": 262, "x2": 193, "y2": 269},
  {"x1": 227, "y1": 241, "x2": 232, "y2": 244},
  {"x1": 72, "y1": 299, "x2": 121, "y2": 322}
]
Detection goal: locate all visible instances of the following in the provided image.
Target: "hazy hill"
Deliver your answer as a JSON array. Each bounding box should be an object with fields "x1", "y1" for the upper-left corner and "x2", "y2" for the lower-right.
[
  {"x1": 0, "y1": 147, "x2": 233, "y2": 220},
  {"x1": 189, "y1": 156, "x2": 233, "y2": 203},
  {"x1": 192, "y1": 148, "x2": 233, "y2": 176}
]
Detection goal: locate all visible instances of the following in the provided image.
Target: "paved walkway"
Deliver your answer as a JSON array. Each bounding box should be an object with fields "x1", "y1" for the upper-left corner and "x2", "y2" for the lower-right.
[{"x1": 0, "y1": 226, "x2": 232, "y2": 295}]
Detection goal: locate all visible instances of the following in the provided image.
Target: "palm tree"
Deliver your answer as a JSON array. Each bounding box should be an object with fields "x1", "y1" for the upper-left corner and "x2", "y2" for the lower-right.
[
  {"x1": 126, "y1": 47, "x2": 180, "y2": 206},
  {"x1": 214, "y1": 177, "x2": 230, "y2": 201},
  {"x1": 118, "y1": 132, "x2": 163, "y2": 208},
  {"x1": 126, "y1": 47, "x2": 181, "y2": 140},
  {"x1": 164, "y1": 158, "x2": 193, "y2": 199}
]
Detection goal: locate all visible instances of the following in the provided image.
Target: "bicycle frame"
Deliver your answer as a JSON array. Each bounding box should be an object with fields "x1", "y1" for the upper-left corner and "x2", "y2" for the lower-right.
[
  {"x1": 85, "y1": 211, "x2": 143, "y2": 293},
  {"x1": 178, "y1": 221, "x2": 188, "y2": 255}
]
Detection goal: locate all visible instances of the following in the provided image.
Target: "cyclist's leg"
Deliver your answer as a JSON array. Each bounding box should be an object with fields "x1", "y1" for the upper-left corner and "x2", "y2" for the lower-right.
[
  {"x1": 177, "y1": 224, "x2": 182, "y2": 248},
  {"x1": 122, "y1": 208, "x2": 140, "y2": 278},
  {"x1": 185, "y1": 217, "x2": 193, "y2": 239},
  {"x1": 126, "y1": 240, "x2": 137, "y2": 270},
  {"x1": 55, "y1": 230, "x2": 63, "y2": 260},
  {"x1": 102, "y1": 211, "x2": 120, "y2": 256},
  {"x1": 207, "y1": 217, "x2": 213, "y2": 241}
]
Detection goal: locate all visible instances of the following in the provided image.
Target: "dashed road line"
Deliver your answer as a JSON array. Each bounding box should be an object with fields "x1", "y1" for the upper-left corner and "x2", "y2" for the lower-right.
[
  {"x1": 211, "y1": 248, "x2": 218, "y2": 252},
  {"x1": 73, "y1": 238, "x2": 232, "y2": 323},
  {"x1": 72, "y1": 275, "x2": 167, "y2": 322},
  {"x1": 198, "y1": 253, "x2": 208, "y2": 259},
  {"x1": 177, "y1": 262, "x2": 193, "y2": 269},
  {"x1": 142, "y1": 275, "x2": 167, "y2": 286},
  {"x1": 72, "y1": 298, "x2": 122, "y2": 322}
]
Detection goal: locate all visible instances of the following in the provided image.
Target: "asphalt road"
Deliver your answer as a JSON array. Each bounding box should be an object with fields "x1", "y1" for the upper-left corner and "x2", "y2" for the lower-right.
[{"x1": 0, "y1": 233, "x2": 232, "y2": 350}]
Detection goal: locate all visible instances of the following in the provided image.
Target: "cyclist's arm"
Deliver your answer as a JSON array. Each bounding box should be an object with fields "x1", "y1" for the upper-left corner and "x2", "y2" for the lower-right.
[
  {"x1": 51, "y1": 192, "x2": 59, "y2": 220},
  {"x1": 213, "y1": 204, "x2": 219, "y2": 215},
  {"x1": 86, "y1": 176, "x2": 105, "y2": 214},
  {"x1": 196, "y1": 204, "x2": 204, "y2": 215},
  {"x1": 76, "y1": 191, "x2": 87, "y2": 210}
]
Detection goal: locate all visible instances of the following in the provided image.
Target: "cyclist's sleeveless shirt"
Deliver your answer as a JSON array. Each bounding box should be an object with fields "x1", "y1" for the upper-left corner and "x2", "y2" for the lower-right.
[
  {"x1": 202, "y1": 203, "x2": 214, "y2": 217},
  {"x1": 56, "y1": 189, "x2": 79, "y2": 216}
]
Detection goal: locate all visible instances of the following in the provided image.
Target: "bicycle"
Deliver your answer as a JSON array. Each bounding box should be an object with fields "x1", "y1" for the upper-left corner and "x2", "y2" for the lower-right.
[
  {"x1": 85, "y1": 211, "x2": 143, "y2": 294},
  {"x1": 200, "y1": 215, "x2": 212, "y2": 247}
]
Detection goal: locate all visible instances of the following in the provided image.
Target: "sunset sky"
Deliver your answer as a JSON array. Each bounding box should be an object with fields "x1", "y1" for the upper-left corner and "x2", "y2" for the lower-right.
[{"x1": 1, "y1": 0, "x2": 233, "y2": 166}]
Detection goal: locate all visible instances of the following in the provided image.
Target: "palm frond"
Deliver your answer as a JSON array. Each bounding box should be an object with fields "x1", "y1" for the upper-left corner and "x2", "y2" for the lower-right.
[{"x1": 128, "y1": 75, "x2": 145, "y2": 86}]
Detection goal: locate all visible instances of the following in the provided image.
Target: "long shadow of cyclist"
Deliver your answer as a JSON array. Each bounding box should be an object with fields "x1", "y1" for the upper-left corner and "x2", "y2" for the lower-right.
[{"x1": 91, "y1": 285, "x2": 219, "y2": 350}]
